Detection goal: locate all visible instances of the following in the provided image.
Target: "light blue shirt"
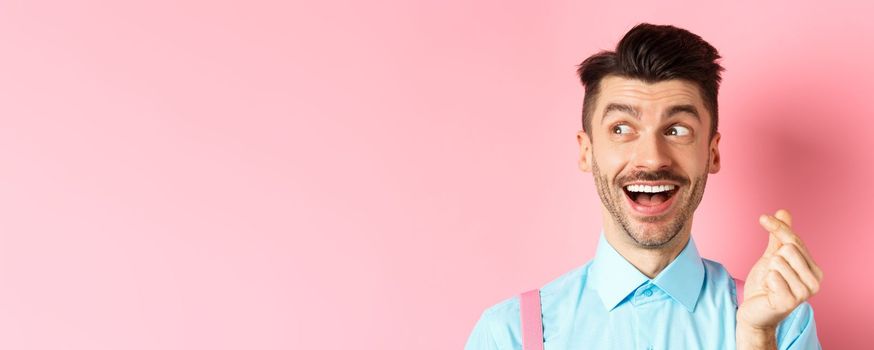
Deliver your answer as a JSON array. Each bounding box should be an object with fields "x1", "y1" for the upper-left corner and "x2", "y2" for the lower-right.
[{"x1": 465, "y1": 232, "x2": 820, "y2": 349}]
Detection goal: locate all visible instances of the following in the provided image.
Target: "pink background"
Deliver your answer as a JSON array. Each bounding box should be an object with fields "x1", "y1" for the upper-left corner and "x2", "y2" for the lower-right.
[{"x1": 1, "y1": 0, "x2": 872, "y2": 349}]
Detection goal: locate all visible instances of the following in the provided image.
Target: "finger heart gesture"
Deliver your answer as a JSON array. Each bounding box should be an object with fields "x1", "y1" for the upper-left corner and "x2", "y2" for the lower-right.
[{"x1": 737, "y1": 209, "x2": 824, "y2": 331}]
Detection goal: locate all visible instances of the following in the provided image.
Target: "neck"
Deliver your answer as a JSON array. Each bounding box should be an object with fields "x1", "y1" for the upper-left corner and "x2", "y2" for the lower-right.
[{"x1": 601, "y1": 211, "x2": 692, "y2": 279}]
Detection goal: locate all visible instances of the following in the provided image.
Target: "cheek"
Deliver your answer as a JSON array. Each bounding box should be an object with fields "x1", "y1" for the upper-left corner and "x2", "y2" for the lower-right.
[
  {"x1": 677, "y1": 150, "x2": 711, "y2": 174},
  {"x1": 594, "y1": 148, "x2": 629, "y2": 172}
]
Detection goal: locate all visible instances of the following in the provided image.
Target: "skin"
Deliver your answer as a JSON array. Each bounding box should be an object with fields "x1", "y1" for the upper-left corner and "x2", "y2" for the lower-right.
[{"x1": 576, "y1": 75, "x2": 823, "y2": 349}]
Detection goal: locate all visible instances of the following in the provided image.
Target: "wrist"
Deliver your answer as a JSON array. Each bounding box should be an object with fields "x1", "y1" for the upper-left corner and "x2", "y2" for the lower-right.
[{"x1": 736, "y1": 321, "x2": 777, "y2": 350}]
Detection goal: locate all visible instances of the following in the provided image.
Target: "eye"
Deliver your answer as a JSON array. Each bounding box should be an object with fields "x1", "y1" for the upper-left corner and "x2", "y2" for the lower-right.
[
  {"x1": 612, "y1": 124, "x2": 633, "y2": 135},
  {"x1": 666, "y1": 125, "x2": 691, "y2": 136}
]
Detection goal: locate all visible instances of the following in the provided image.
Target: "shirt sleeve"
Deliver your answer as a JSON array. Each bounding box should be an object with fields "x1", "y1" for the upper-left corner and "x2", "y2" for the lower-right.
[
  {"x1": 777, "y1": 301, "x2": 822, "y2": 350},
  {"x1": 464, "y1": 310, "x2": 500, "y2": 350}
]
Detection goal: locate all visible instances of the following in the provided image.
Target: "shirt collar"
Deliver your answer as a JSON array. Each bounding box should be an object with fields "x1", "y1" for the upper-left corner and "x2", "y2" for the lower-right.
[{"x1": 590, "y1": 230, "x2": 705, "y2": 313}]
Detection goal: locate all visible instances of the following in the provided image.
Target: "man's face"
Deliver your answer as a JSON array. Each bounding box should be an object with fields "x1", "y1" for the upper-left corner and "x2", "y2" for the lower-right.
[{"x1": 577, "y1": 75, "x2": 721, "y2": 248}]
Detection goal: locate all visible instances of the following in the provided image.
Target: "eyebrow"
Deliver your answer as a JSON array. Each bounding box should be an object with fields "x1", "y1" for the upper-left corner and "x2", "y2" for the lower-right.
[{"x1": 601, "y1": 103, "x2": 701, "y2": 124}]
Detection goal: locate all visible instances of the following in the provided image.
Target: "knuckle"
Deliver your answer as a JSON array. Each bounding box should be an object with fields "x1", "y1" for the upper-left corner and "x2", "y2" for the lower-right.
[
  {"x1": 810, "y1": 281, "x2": 821, "y2": 294},
  {"x1": 781, "y1": 243, "x2": 800, "y2": 254},
  {"x1": 772, "y1": 255, "x2": 789, "y2": 268},
  {"x1": 776, "y1": 245, "x2": 796, "y2": 259},
  {"x1": 797, "y1": 288, "x2": 810, "y2": 301},
  {"x1": 778, "y1": 298, "x2": 796, "y2": 312}
]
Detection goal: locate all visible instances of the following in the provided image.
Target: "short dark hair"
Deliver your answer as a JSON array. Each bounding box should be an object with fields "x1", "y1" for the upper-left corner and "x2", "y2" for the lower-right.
[{"x1": 576, "y1": 23, "x2": 725, "y2": 139}]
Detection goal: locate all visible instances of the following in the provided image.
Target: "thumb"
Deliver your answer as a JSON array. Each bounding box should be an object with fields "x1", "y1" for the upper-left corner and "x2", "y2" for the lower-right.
[{"x1": 765, "y1": 231, "x2": 781, "y2": 255}]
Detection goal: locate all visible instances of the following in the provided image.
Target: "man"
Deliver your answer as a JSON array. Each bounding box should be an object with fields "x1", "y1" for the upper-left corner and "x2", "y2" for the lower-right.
[{"x1": 464, "y1": 23, "x2": 823, "y2": 350}]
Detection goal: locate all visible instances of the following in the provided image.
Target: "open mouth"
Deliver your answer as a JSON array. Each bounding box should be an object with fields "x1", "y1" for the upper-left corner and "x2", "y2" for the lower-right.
[{"x1": 622, "y1": 183, "x2": 680, "y2": 215}]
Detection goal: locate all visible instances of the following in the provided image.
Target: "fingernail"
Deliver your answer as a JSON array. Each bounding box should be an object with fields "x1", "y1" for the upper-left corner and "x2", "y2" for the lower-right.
[{"x1": 760, "y1": 215, "x2": 776, "y2": 230}]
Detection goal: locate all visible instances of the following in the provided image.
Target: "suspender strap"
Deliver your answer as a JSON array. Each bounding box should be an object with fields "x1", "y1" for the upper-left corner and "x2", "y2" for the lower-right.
[
  {"x1": 519, "y1": 289, "x2": 543, "y2": 350},
  {"x1": 519, "y1": 278, "x2": 745, "y2": 349},
  {"x1": 733, "y1": 277, "x2": 745, "y2": 304}
]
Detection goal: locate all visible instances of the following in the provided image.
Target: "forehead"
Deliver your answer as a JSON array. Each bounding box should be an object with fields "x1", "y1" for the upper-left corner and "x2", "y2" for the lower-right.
[{"x1": 595, "y1": 75, "x2": 707, "y2": 116}]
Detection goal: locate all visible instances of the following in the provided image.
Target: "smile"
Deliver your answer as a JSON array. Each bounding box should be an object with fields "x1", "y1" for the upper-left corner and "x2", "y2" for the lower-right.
[{"x1": 622, "y1": 183, "x2": 680, "y2": 216}]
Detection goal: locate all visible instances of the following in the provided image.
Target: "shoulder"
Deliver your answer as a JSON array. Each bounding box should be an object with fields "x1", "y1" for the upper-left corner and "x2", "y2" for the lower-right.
[
  {"x1": 702, "y1": 257, "x2": 733, "y2": 281},
  {"x1": 701, "y1": 257, "x2": 739, "y2": 291},
  {"x1": 479, "y1": 262, "x2": 591, "y2": 317},
  {"x1": 466, "y1": 295, "x2": 520, "y2": 350},
  {"x1": 469, "y1": 263, "x2": 592, "y2": 347},
  {"x1": 701, "y1": 257, "x2": 746, "y2": 305},
  {"x1": 477, "y1": 292, "x2": 522, "y2": 327},
  {"x1": 478, "y1": 262, "x2": 591, "y2": 321},
  {"x1": 540, "y1": 262, "x2": 590, "y2": 298}
]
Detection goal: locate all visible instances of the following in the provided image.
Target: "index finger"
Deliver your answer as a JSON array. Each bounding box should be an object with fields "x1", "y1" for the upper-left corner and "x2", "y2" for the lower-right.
[
  {"x1": 759, "y1": 214, "x2": 823, "y2": 280},
  {"x1": 760, "y1": 214, "x2": 804, "y2": 249}
]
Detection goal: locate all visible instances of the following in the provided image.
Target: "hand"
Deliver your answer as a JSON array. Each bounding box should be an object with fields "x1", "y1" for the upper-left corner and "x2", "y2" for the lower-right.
[{"x1": 737, "y1": 209, "x2": 824, "y2": 331}]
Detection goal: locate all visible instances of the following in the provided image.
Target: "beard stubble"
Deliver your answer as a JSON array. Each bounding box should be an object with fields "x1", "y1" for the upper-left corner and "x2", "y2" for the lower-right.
[{"x1": 591, "y1": 155, "x2": 709, "y2": 249}]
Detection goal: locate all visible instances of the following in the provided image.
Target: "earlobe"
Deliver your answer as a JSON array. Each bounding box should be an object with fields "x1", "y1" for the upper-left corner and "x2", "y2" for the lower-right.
[
  {"x1": 577, "y1": 130, "x2": 593, "y2": 173},
  {"x1": 709, "y1": 132, "x2": 721, "y2": 174}
]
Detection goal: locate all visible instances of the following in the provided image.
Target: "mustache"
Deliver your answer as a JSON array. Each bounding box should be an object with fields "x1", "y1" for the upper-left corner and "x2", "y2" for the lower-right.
[{"x1": 616, "y1": 169, "x2": 690, "y2": 187}]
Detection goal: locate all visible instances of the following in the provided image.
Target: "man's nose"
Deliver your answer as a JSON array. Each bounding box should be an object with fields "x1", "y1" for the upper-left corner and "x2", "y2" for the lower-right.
[{"x1": 631, "y1": 132, "x2": 672, "y2": 171}]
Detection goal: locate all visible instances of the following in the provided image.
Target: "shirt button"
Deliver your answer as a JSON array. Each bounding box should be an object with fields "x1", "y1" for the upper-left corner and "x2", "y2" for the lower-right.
[{"x1": 643, "y1": 288, "x2": 653, "y2": 297}]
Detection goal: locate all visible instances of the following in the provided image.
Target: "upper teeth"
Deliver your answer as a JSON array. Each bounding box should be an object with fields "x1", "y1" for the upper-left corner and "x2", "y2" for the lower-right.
[{"x1": 625, "y1": 184, "x2": 676, "y2": 193}]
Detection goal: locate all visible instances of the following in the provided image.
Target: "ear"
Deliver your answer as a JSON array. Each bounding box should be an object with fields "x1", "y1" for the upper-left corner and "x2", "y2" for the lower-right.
[
  {"x1": 708, "y1": 131, "x2": 721, "y2": 174},
  {"x1": 576, "y1": 130, "x2": 593, "y2": 173}
]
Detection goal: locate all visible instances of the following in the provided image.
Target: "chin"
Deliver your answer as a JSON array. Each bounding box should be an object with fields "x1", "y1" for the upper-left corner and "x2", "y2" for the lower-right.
[{"x1": 623, "y1": 216, "x2": 685, "y2": 248}]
